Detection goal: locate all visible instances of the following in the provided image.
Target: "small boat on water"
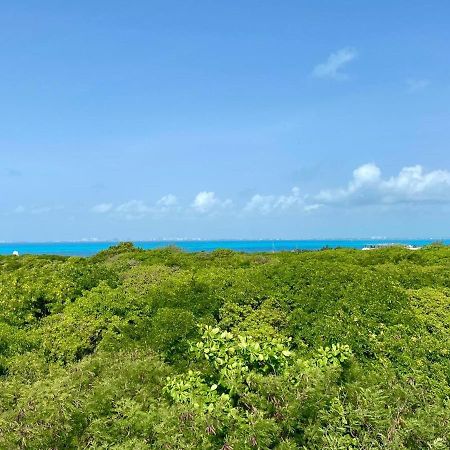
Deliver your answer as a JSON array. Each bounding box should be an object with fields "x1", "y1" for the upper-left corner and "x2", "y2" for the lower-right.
[{"x1": 362, "y1": 243, "x2": 421, "y2": 251}]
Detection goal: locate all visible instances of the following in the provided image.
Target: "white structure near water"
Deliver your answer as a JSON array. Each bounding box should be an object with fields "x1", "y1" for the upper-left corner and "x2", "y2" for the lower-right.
[{"x1": 362, "y1": 243, "x2": 421, "y2": 251}]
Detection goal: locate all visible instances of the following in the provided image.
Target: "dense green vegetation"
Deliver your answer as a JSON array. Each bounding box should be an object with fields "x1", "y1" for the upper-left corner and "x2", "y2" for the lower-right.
[{"x1": 0, "y1": 243, "x2": 449, "y2": 449}]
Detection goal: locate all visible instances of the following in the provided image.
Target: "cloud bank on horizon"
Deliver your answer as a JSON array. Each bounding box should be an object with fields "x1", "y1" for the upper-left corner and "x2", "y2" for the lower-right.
[{"x1": 86, "y1": 163, "x2": 450, "y2": 220}]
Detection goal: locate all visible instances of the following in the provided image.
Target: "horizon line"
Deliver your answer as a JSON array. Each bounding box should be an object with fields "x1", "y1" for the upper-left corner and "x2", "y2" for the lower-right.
[{"x1": 1, "y1": 237, "x2": 449, "y2": 245}]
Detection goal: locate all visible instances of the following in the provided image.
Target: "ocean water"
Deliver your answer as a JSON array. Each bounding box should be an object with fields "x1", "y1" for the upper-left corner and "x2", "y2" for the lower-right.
[{"x1": 0, "y1": 239, "x2": 447, "y2": 257}]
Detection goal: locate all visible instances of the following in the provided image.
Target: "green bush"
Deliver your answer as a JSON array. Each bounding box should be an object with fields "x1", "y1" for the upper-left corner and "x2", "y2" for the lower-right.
[{"x1": 1, "y1": 245, "x2": 450, "y2": 448}]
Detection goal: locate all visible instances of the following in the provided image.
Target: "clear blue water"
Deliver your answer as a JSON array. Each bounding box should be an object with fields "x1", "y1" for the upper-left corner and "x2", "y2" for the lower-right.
[{"x1": 0, "y1": 239, "x2": 447, "y2": 257}]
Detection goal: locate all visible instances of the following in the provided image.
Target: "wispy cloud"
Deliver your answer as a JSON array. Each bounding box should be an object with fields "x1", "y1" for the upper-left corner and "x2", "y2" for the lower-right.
[
  {"x1": 312, "y1": 47, "x2": 357, "y2": 80},
  {"x1": 12, "y1": 205, "x2": 63, "y2": 215},
  {"x1": 91, "y1": 195, "x2": 179, "y2": 219},
  {"x1": 157, "y1": 194, "x2": 178, "y2": 208},
  {"x1": 115, "y1": 200, "x2": 152, "y2": 220},
  {"x1": 91, "y1": 203, "x2": 113, "y2": 214},
  {"x1": 303, "y1": 203, "x2": 322, "y2": 212},
  {"x1": 30, "y1": 206, "x2": 54, "y2": 215},
  {"x1": 406, "y1": 78, "x2": 430, "y2": 93},
  {"x1": 316, "y1": 163, "x2": 450, "y2": 206}
]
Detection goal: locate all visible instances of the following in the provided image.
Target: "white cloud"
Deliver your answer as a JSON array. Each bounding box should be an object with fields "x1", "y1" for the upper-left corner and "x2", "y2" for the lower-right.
[
  {"x1": 115, "y1": 200, "x2": 152, "y2": 220},
  {"x1": 316, "y1": 163, "x2": 450, "y2": 206},
  {"x1": 352, "y1": 163, "x2": 382, "y2": 185},
  {"x1": 406, "y1": 78, "x2": 430, "y2": 93},
  {"x1": 13, "y1": 205, "x2": 26, "y2": 214},
  {"x1": 191, "y1": 191, "x2": 232, "y2": 213},
  {"x1": 312, "y1": 47, "x2": 357, "y2": 80},
  {"x1": 156, "y1": 194, "x2": 178, "y2": 207},
  {"x1": 244, "y1": 187, "x2": 308, "y2": 215},
  {"x1": 383, "y1": 166, "x2": 450, "y2": 202},
  {"x1": 91, "y1": 203, "x2": 113, "y2": 214}
]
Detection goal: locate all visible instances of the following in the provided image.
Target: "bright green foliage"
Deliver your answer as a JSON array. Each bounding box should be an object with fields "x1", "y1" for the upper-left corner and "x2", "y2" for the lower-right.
[
  {"x1": 1, "y1": 244, "x2": 450, "y2": 448},
  {"x1": 192, "y1": 325, "x2": 292, "y2": 375},
  {"x1": 315, "y1": 344, "x2": 353, "y2": 367},
  {"x1": 162, "y1": 325, "x2": 352, "y2": 448}
]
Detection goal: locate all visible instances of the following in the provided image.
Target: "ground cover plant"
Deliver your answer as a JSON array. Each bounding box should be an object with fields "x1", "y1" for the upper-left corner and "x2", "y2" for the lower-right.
[{"x1": 0, "y1": 243, "x2": 449, "y2": 449}]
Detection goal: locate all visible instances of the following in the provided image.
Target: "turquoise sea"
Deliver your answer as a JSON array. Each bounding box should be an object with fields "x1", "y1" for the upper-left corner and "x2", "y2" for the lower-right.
[{"x1": 0, "y1": 239, "x2": 448, "y2": 257}]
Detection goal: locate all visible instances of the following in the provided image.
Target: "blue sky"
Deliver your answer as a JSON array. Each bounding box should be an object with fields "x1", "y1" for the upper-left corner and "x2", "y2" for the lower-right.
[{"x1": 2, "y1": 1, "x2": 450, "y2": 241}]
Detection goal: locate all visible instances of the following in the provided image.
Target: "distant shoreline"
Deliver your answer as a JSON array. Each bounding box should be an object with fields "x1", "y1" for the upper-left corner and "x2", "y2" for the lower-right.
[
  {"x1": 1, "y1": 237, "x2": 448, "y2": 244},
  {"x1": 1, "y1": 239, "x2": 448, "y2": 257}
]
